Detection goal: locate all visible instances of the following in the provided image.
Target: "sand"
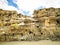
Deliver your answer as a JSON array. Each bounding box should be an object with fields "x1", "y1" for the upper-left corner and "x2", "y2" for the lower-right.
[{"x1": 0, "y1": 40, "x2": 60, "y2": 45}]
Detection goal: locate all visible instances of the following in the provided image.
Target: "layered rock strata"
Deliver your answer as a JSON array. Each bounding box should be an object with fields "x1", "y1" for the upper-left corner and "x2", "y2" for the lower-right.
[
  {"x1": 33, "y1": 7, "x2": 60, "y2": 40},
  {"x1": 0, "y1": 8, "x2": 60, "y2": 41}
]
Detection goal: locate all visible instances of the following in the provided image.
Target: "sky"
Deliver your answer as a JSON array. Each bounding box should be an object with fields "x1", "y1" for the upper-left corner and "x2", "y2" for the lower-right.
[{"x1": 0, "y1": 0, "x2": 60, "y2": 16}]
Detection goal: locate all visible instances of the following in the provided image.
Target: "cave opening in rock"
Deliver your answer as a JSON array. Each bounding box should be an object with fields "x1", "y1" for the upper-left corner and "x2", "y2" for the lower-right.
[
  {"x1": 56, "y1": 19, "x2": 60, "y2": 24},
  {"x1": 29, "y1": 31, "x2": 33, "y2": 34}
]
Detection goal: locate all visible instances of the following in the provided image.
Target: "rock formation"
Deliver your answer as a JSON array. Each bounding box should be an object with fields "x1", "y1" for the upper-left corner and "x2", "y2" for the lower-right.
[
  {"x1": 33, "y1": 7, "x2": 60, "y2": 40},
  {"x1": 0, "y1": 7, "x2": 60, "y2": 41}
]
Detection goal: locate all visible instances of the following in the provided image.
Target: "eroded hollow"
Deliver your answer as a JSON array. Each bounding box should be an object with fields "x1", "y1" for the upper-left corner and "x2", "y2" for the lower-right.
[{"x1": 29, "y1": 31, "x2": 33, "y2": 34}]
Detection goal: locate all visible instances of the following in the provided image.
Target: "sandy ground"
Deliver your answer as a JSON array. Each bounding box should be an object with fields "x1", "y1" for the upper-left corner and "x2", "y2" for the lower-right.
[{"x1": 0, "y1": 40, "x2": 60, "y2": 45}]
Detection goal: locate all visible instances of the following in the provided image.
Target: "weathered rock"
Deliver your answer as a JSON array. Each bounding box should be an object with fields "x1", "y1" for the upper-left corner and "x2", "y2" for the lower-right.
[
  {"x1": 33, "y1": 7, "x2": 60, "y2": 40},
  {"x1": 0, "y1": 8, "x2": 60, "y2": 41}
]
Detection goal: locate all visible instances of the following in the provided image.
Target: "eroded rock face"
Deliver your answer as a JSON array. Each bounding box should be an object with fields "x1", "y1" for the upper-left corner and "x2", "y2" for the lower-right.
[
  {"x1": 0, "y1": 9, "x2": 40, "y2": 41},
  {"x1": 0, "y1": 8, "x2": 60, "y2": 41},
  {"x1": 33, "y1": 7, "x2": 60, "y2": 40}
]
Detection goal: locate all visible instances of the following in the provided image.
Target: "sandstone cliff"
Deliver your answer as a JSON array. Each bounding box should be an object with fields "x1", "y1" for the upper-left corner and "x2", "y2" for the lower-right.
[
  {"x1": 0, "y1": 8, "x2": 60, "y2": 41},
  {"x1": 33, "y1": 7, "x2": 60, "y2": 40}
]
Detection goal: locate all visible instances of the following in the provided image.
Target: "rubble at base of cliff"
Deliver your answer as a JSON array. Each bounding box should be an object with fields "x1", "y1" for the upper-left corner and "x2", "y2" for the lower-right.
[{"x1": 0, "y1": 7, "x2": 60, "y2": 41}]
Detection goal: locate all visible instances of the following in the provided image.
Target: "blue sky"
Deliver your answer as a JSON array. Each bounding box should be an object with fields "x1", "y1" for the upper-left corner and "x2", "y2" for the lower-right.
[
  {"x1": 0, "y1": 0, "x2": 60, "y2": 16},
  {"x1": 7, "y1": 0, "x2": 19, "y2": 9}
]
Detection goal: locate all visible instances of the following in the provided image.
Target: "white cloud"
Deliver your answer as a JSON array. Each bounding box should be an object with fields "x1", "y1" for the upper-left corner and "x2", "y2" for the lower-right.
[
  {"x1": 0, "y1": 0, "x2": 60, "y2": 16},
  {"x1": 13, "y1": 0, "x2": 60, "y2": 16},
  {"x1": 42, "y1": 0, "x2": 60, "y2": 8},
  {"x1": 14, "y1": 0, "x2": 42, "y2": 15},
  {"x1": 0, "y1": 0, "x2": 19, "y2": 13}
]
